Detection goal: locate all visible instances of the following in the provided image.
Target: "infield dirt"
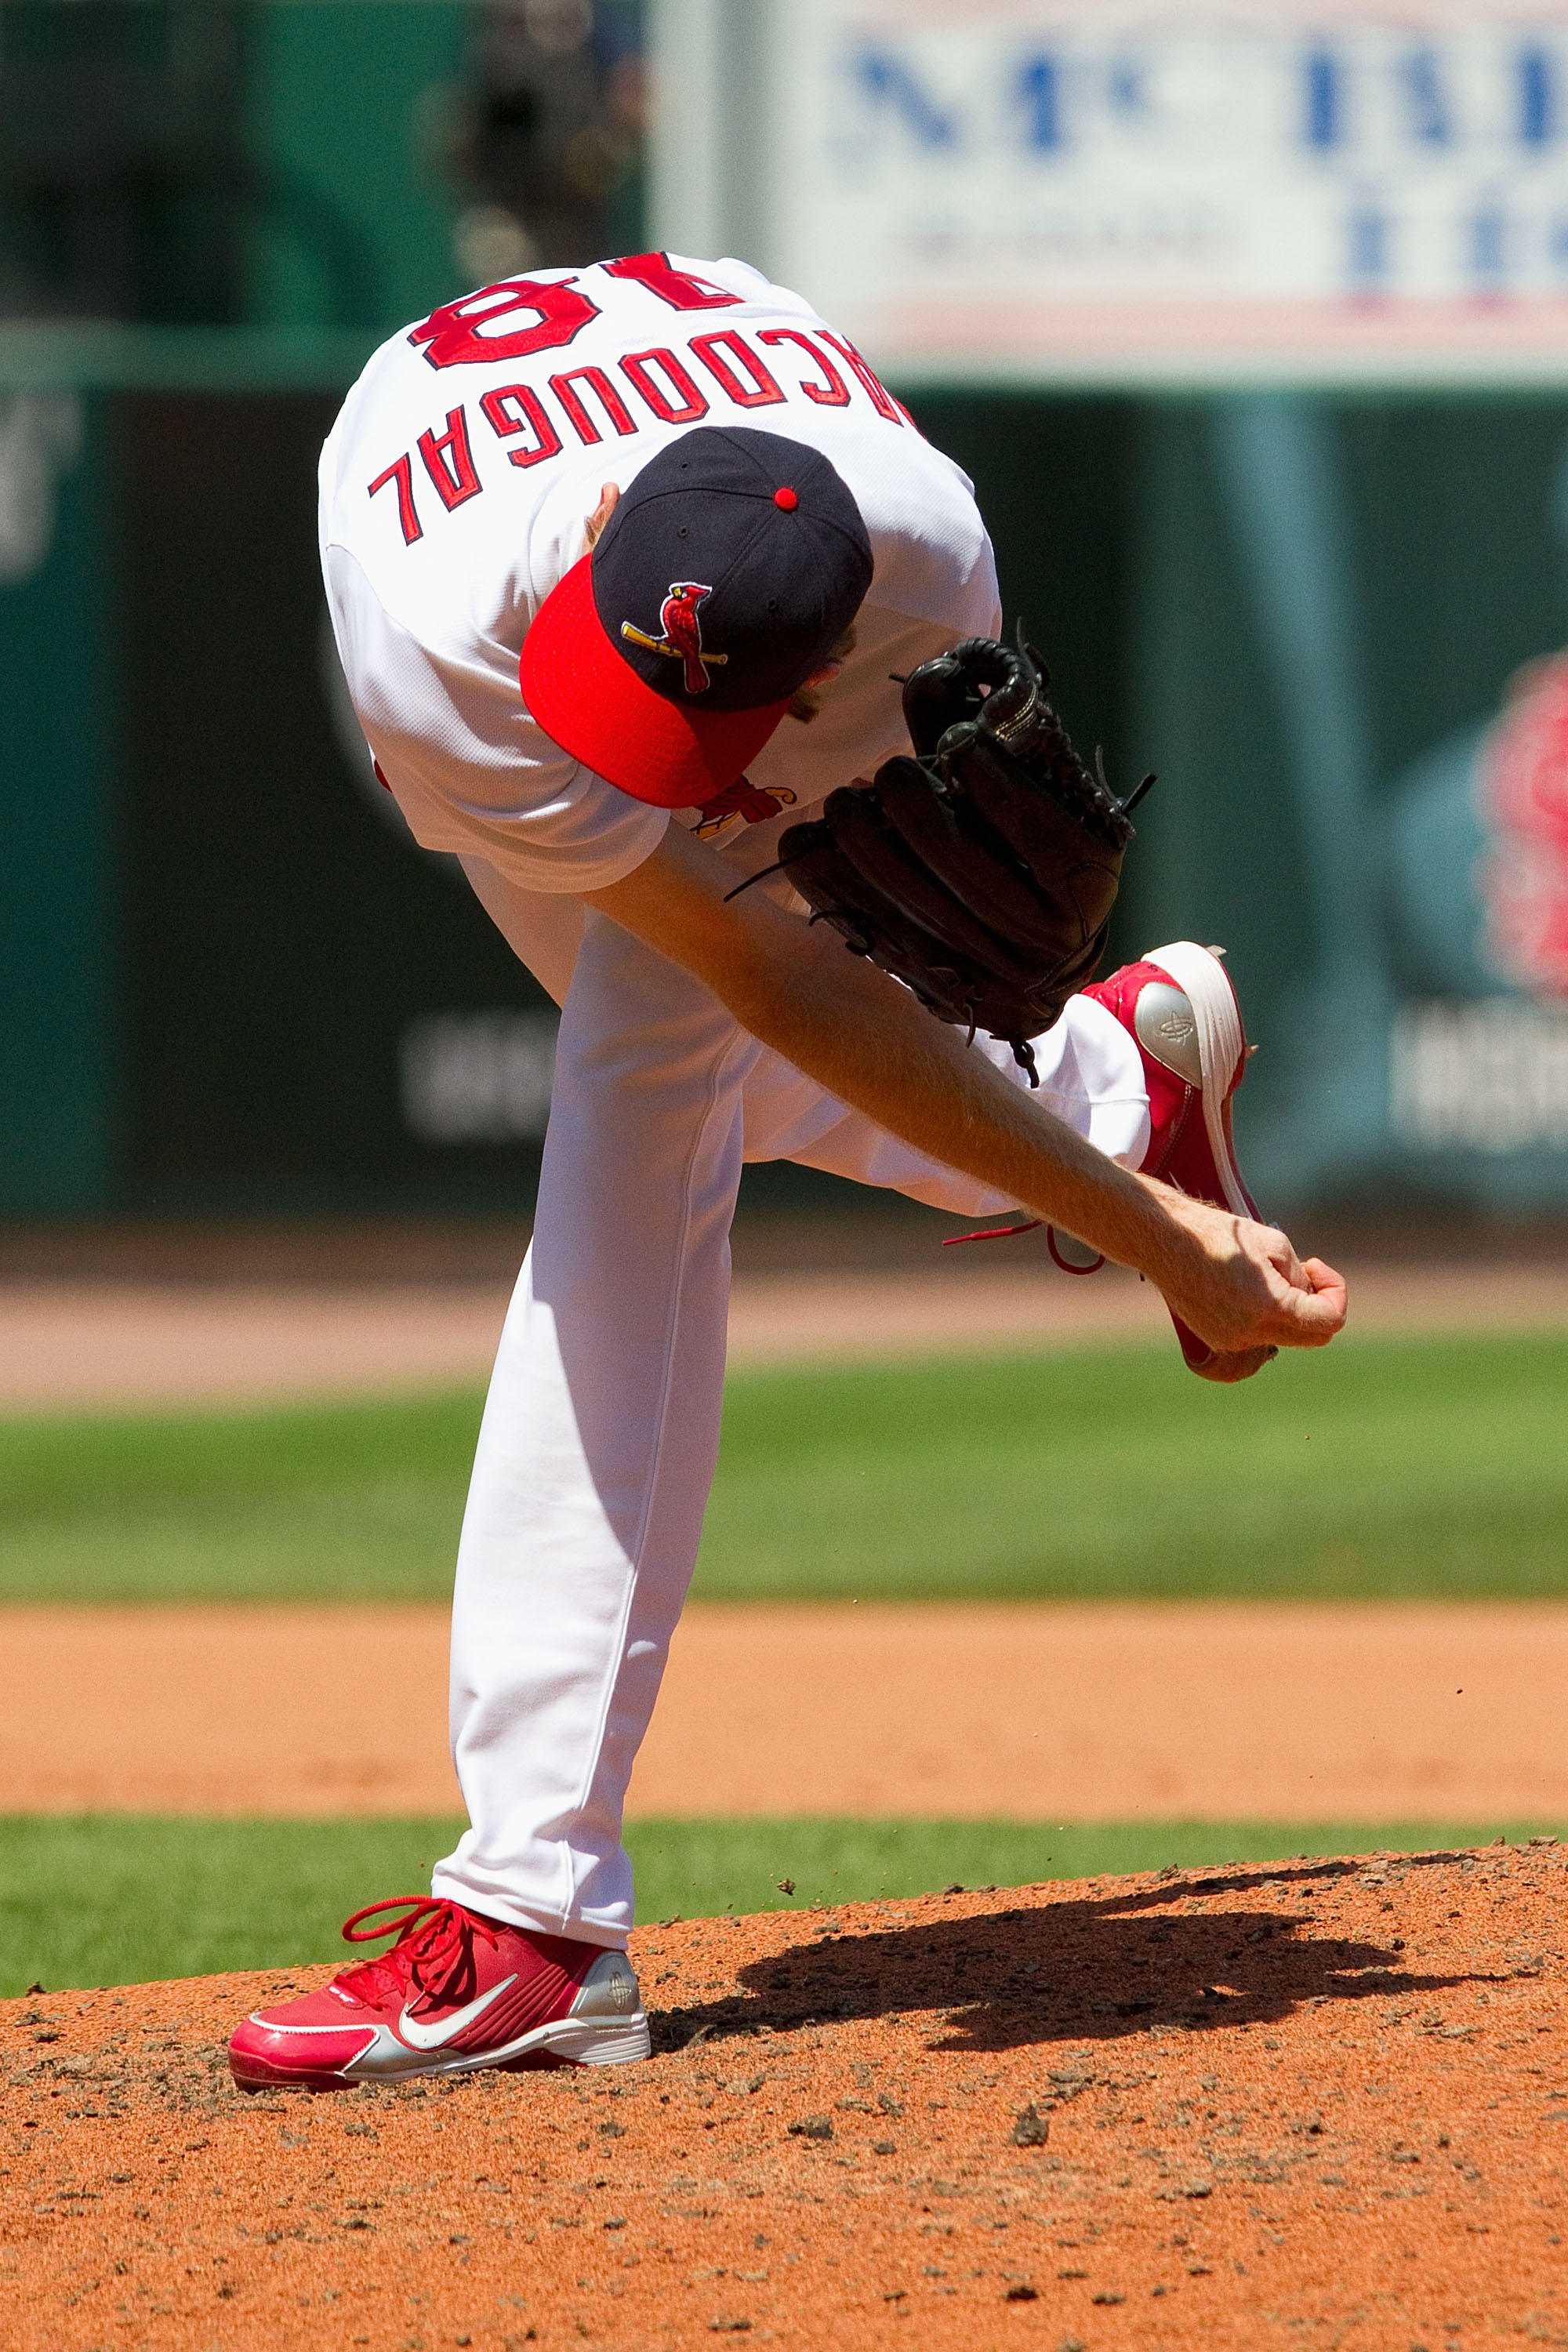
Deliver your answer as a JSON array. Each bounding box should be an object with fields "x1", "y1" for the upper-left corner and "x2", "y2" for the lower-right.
[
  {"x1": 6, "y1": 1258, "x2": 1568, "y2": 1412},
  {"x1": 4, "y1": 1842, "x2": 1566, "y2": 2349},
  {"x1": 8, "y1": 1601, "x2": 1568, "y2": 1820}
]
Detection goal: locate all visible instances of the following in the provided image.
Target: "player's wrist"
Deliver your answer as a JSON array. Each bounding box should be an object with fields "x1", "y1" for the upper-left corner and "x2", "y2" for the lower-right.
[{"x1": 1118, "y1": 1179, "x2": 1258, "y2": 1330}]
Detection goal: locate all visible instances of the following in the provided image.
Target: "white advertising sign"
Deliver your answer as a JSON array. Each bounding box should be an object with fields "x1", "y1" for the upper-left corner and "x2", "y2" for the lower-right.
[{"x1": 684, "y1": 1, "x2": 1568, "y2": 386}]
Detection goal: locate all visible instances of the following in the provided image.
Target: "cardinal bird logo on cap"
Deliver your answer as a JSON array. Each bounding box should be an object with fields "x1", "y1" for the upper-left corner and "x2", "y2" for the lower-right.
[
  {"x1": 621, "y1": 582, "x2": 729, "y2": 696},
  {"x1": 691, "y1": 777, "x2": 797, "y2": 841}
]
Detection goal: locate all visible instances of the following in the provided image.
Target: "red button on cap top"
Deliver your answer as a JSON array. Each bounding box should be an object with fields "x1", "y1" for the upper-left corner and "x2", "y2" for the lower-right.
[{"x1": 773, "y1": 486, "x2": 798, "y2": 510}]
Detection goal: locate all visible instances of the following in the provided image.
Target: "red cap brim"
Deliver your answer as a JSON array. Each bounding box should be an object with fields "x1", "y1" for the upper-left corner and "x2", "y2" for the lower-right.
[{"x1": 520, "y1": 556, "x2": 792, "y2": 811}]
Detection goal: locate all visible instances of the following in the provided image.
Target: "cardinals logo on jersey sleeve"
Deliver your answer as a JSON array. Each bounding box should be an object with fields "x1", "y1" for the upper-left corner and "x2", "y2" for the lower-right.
[{"x1": 620, "y1": 582, "x2": 728, "y2": 695}]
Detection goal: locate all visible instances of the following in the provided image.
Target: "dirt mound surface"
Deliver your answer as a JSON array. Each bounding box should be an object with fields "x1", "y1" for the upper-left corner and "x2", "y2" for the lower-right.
[{"x1": 3, "y1": 1844, "x2": 1566, "y2": 2348}]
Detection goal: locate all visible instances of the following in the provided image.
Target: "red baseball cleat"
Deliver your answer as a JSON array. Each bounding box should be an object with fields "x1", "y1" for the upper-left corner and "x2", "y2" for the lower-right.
[
  {"x1": 228, "y1": 1896, "x2": 650, "y2": 2092},
  {"x1": 1082, "y1": 939, "x2": 1261, "y2": 1373}
]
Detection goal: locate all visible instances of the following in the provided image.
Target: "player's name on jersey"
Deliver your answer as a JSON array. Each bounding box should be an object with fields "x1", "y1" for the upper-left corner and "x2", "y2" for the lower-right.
[{"x1": 365, "y1": 252, "x2": 910, "y2": 550}]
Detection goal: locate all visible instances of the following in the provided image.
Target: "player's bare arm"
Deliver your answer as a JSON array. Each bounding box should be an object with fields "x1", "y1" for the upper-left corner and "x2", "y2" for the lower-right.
[{"x1": 584, "y1": 819, "x2": 1345, "y2": 1377}]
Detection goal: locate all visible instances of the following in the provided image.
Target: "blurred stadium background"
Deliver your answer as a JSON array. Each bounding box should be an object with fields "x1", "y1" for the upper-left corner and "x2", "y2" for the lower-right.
[{"x1": 5, "y1": 0, "x2": 1568, "y2": 1991}]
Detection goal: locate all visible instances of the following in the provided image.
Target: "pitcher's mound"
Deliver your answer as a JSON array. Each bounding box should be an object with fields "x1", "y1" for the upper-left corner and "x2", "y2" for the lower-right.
[{"x1": 3, "y1": 1846, "x2": 1564, "y2": 2348}]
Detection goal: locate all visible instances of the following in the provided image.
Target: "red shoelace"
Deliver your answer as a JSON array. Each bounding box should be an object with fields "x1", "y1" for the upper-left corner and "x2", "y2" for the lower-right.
[{"x1": 332, "y1": 1896, "x2": 500, "y2": 2008}]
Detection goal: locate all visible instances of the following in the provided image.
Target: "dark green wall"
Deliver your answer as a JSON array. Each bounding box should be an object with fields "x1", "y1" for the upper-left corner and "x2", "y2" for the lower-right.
[
  {"x1": 1131, "y1": 400, "x2": 1568, "y2": 981},
  {"x1": 0, "y1": 0, "x2": 491, "y2": 1216},
  {"x1": 118, "y1": 392, "x2": 554, "y2": 1215},
  {"x1": 0, "y1": 399, "x2": 115, "y2": 1212},
  {"x1": 241, "y1": 0, "x2": 466, "y2": 334}
]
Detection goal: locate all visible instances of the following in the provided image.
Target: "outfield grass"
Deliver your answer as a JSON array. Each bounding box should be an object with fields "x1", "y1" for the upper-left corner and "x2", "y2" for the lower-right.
[
  {"x1": 2, "y1": 1333, "x2": 1566, "y2": 1603},
  {"x1": 2, "y1": 1814, "x2": 1556, "y2": 1996},
  {"x1": 0, "y1": 1393, "x2": 480, "y2": 1604},
  {"x1": 700, "y1": 1332, "x2": 1568, "y2": 1600}
]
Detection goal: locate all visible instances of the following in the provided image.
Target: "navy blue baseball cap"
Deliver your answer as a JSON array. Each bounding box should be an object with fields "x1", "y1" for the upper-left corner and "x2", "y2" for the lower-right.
[{"x1": 521, "y1": 426, "x2": 874, "y2": 808}]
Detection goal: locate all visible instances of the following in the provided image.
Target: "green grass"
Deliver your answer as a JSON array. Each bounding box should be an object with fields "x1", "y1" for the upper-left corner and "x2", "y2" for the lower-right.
[
  {"x1": 699, "y1": 1332, "x2": 1568, "y2": 1600},
  {"x1": 2, "y1": 1333, "x2": 1568, "y2": 1602},
  {"x1": 2, "y1": 1815, "x2": 1557, "y2": 1996},
  {"x1": 0, "y1": 1392, "x2": 482, "y2": 1603}
]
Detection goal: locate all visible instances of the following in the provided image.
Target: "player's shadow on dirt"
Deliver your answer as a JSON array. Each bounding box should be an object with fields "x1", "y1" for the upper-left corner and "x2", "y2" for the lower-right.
[{"x1": 648, "y1": 1856, "x2": 1498, "y2": 2057}]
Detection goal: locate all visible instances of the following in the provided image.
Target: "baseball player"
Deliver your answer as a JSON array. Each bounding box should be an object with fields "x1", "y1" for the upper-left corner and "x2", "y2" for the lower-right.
[{"x1": 228, "y1": 252, "x2": 1345, "y2": 2091}]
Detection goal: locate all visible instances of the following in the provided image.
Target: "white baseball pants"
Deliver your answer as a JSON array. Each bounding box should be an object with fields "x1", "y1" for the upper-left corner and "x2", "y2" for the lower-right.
[{"x1": 431, "y1": 877, "x2": 1150, "y2": 1946}]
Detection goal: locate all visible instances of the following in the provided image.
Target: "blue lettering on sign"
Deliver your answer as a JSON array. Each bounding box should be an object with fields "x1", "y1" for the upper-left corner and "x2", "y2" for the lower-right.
[
  {"x1": 1519, "y1": 48, "x2": 1555, "y2": 147},
  {"x1": 836, "y1": 31, "x2": 1568, "y2": 195},
  {"x1": 1470, "y1": 205, "x2": 1508, "y2": 289},
  {"x1": 1401, "y1": 47, "x2": 1452, "y2": 146},
  {"x1": 1017, "y1": 53, "x2": 1062, "y2": 151},
  {"x1": 851, "y1": 48, "x2": 957, "y2": 147},
  {"x1": 1348, "y1": 204, "x2": 1390, "y2": 290},
  {"x1": 1304, "y1": 45, "x2": 1342, "y2": 150},
  {"x1": 1106, "y1": 56, "x2": 1144, "y2": 116}
]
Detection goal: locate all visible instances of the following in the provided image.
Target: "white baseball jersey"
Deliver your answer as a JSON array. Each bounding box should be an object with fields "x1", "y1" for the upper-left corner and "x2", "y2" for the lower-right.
[{"x1": 319, "y1": 252, "x2": 1002, "y2": 897}]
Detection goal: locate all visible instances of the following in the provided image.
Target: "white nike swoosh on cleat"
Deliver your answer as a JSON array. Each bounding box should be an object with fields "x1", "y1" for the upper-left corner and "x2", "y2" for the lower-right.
[{"x1": 395, "y1": 1973, "x2": 518, "y2": 2051}]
